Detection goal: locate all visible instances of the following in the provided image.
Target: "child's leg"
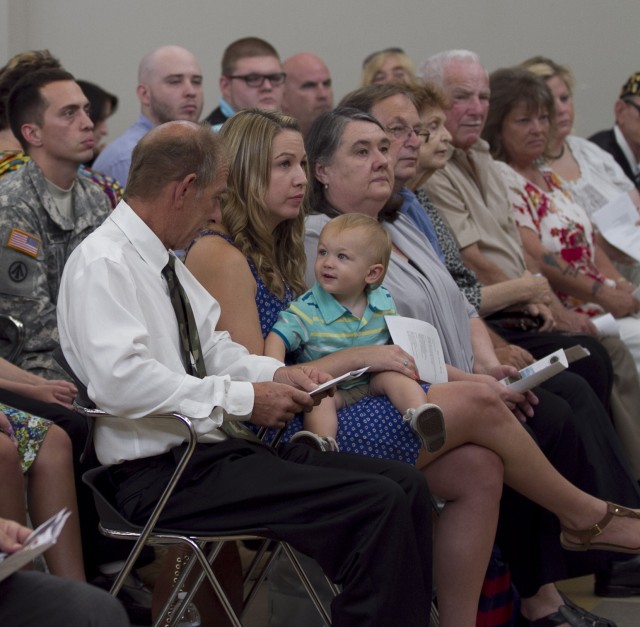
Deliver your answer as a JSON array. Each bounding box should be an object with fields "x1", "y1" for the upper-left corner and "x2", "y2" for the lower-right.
[
  {"x1": 303, "y1": 393, "x2": 343, "y2": 438},
  {"x1": 0, "y1": 432, "x2": 27, "y2": 524},
  {"x1": 27, "y1": 424, "x2": 85, "y2": 581},
  {"x1": 370, "y1": 372, "x2": 446, "y2": 452},
  {"x1": 369, "y1": 371, "x2": 428, "y2": 414}
]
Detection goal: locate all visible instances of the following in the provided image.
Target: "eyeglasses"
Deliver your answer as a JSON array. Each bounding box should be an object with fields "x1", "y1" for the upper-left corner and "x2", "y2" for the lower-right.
[
  {"x1": 624, "y1": 99, "x2": 640, "y2": 115},
  {"x1": 385, "y1": 124, "x2": 430, "y2": 144},
  {"x1": 226, "y1": 73, "x2": 286, "y2": 88}
]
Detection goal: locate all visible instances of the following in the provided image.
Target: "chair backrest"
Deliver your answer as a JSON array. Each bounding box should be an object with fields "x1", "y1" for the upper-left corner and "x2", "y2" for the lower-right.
[{"x1": 0, "y1": 314, "x2": 25, "y2": 363}]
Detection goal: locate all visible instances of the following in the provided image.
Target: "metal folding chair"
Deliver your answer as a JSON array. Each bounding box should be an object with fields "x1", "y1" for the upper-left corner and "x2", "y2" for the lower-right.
[
  {"x1": 0, "y1": 314, "x2": 25, "y2": 363},
  {"x1": 53, "y1": 347, "x2": 336, "y2": 626}
]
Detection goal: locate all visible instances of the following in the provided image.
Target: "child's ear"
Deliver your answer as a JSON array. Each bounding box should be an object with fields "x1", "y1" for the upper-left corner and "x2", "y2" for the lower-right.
[{"x1": 364, "y1": 264, "x2": 385, "y2": 286}]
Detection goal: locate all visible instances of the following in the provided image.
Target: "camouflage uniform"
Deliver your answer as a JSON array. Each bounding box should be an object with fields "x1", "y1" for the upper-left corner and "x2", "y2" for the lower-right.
[{"x1": 0, "y1": 160, "x2": 110, "y2": 378}]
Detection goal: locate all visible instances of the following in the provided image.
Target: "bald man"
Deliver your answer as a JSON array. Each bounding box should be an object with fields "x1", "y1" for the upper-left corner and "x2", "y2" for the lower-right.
[
  {"x1": 93, "y1": 45, "x2": 203, "y2": 186},
  {"x1": 282, "y1": 52, "x2": 333, "y2": 136}
]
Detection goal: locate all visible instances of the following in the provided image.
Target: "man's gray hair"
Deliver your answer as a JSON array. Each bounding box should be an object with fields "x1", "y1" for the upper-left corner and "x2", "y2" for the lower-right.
[{"x1": 420, "y1": 50, "x2": 482, "y2": 85}]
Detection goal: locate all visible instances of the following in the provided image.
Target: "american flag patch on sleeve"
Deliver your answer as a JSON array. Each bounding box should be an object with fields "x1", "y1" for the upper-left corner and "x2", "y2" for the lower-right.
[{"x1": 7, "y1": 228, "x2": 41, "y2": 258}]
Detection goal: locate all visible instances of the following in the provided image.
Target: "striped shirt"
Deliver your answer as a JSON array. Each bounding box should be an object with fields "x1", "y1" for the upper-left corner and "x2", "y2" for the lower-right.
[{"x1": 270, "y1": 282, "x2": 396, "y2": 389}]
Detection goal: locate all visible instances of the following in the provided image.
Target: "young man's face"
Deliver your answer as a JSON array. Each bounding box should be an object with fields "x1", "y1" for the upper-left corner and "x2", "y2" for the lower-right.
[
  {"x1": 141, "y1": 49, "x2": 204, "y2": 125},
  {"x1": 32, "y1": 80, "x2": 95, "y2": 164},
  {"x1": 220, "y1": 55, "x2": 285, "y2": 112}
]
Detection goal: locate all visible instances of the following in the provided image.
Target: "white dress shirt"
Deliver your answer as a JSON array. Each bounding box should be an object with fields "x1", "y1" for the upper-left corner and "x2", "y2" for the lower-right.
[{"x1": 57, "y1": 201, "x2": 283, "y2": 464}]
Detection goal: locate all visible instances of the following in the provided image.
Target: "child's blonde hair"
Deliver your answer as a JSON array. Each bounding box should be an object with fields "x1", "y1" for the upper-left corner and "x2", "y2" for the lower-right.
[{"x1": 321, "y1": 214, "x2": 392, "y2": 289}]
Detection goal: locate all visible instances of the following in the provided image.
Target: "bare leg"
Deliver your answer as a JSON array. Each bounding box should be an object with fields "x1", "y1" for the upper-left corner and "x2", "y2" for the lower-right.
[
  {"x1": 425, "y1": 381, "x2": 640, "y2": 555},
  {"x1": 0, "y1": 434, "x2": 27, "y2": 524},
  {"x1": 369, "y1": 371, "x2": 428, "y2": 413},
  {"x1": 421, "y1": 445, "x2": 503, "y2": 627},
  {"x1": 520, "y1": 583, "x2": 567, "y2": 623},
  {"x1": 27, "y1": 424, "x2": 85, "y2": 581},
  {"x1": 304, "y1": 394, "x2": 342, "y2": 438}
]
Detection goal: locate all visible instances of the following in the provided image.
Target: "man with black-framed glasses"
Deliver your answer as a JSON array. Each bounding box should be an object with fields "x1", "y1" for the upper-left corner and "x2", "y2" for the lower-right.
[
  {"x1": 205, "y1": 37, "x2": 285, "y2": 131},
  {"x1": 590, "y1": 72, "x2": 640, "y2": 191}
]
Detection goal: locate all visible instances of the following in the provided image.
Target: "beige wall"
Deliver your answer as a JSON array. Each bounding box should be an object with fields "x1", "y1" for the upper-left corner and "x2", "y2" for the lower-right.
[{"x1": 1, "y1": 0, "x2": 638, "y2": 140}]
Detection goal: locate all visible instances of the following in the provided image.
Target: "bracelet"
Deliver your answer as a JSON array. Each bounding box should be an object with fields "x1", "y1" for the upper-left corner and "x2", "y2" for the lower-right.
[{"x1": 603, "y1": 278, "x2": 616, "y2": 288}]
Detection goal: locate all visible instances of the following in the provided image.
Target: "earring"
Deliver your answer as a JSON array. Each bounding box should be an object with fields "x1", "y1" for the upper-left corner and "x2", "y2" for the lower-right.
[{"x1": 324, "y1": 184, "x2": 329, "y2": 190}]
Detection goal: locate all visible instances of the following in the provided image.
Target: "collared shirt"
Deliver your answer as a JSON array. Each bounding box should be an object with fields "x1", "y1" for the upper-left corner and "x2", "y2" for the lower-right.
[
  {"x1": 93, "y1": 114, "x2": 155, "y2": 187},
  {"x1": 270, "y1": 281, "x2": 396, "y2": 388},
  {"x1": 210, "y1": 99, "x2": 237, "y2": 132},
  {"x1": 304, "y1": 214, "x2": 476, "y2": 372},
  {"x1": 423, "y1": 139, "x2": 526, "y2": 279},
  {"x1": 614, "y1": 125, "x2": 640, "y2": 178},
  {"x1": 57, "y1": 200, "x2": 283, "y2": 465}
]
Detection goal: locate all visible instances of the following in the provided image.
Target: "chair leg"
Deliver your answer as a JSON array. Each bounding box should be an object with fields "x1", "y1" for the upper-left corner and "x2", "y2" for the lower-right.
[{"x1": 281, "y1": 542, "x2": 332, "y2": 627}]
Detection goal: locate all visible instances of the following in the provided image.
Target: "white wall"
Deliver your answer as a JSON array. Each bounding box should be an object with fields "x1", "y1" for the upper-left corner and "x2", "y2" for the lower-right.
[{"x1": 1, "y1": 0, "x2": 638, "y2": 140}]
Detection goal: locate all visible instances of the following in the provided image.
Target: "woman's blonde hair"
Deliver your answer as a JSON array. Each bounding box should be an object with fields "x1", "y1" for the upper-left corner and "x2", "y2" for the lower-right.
[
  {"x1": 220, "y1": 109, "x2": 307, "y2": 298},
  {"x1": 520, "y1": 55, "x2": 575, "y2": 93},
  {"x1": 361, "y1": 48, "x2": 417, "y2": 87}
]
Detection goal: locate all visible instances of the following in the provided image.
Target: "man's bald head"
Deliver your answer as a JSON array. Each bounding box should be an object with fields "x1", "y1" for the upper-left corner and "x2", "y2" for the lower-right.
[
  {"x1": 136, "y1": 46, "x2": 203, "y2": 125},
  {"x1": 282, "y1": 52, "x2": 333, "y2": 136},
  {"x1": 126, "y1": 121, "x2": 225, "y2": 200}
]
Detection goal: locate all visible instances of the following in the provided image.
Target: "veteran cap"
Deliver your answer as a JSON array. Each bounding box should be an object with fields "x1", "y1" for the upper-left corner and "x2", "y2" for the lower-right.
[{"x1": 620, "y1": 72, "x2": 640, "y2": 99}]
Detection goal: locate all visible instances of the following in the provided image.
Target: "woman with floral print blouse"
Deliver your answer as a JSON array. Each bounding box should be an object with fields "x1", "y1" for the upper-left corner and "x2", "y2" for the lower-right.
[{"x1": 484, "y1": 66, "x2": 640, "y2": 377}]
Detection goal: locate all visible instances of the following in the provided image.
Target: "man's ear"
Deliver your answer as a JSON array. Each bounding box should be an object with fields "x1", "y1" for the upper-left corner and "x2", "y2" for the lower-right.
[
  {"x1": 364, "y1": 263, "x2": 385, "y2": 286},
  {"x1": 219, "y1": 75, "x2": 231, "y2": 101},
  {"x1": 614, "y1": 99, "x2": 628, "y2": 125},
  {"x1": 173, "y1": 173, "x2": 197, "y2": 207},
  {"x1": 20, "y1": 123, "x2": 42, "y2": 148},
  {"x1": 136, "y1": 83, "x2": 150, "y2": 107}
]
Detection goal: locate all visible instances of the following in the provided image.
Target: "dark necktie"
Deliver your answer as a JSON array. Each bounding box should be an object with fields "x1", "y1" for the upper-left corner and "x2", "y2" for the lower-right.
[{"x1": 162, "y1": 254, "x2": 258, "y2": 442}]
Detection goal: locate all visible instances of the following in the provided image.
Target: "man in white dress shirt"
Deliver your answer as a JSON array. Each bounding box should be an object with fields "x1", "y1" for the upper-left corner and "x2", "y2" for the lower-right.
[{"x1": 57, "y1": 120, "x2": 433, "y2": 627}]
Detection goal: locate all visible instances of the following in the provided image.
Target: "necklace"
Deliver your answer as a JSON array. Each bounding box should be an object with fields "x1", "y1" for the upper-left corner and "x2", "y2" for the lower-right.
[{"x1": 547, "y1": 143, "x2": 565, "y2": 161}]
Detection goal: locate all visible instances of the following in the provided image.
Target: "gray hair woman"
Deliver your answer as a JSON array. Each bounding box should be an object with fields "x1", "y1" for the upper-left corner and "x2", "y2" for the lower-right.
[{"x1": 304, "y1": 106, "x2": 640, "y2": 626}]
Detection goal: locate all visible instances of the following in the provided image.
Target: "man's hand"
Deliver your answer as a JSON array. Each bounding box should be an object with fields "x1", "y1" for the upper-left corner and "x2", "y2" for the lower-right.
[
  {"x1": 520, "y1": 271, "x2": 553, "y2": 304},
  {"x1": 0, "y1": 517, "x2": 30, "y2": 553},
  {"x1": 595, "y1": 285, "x2": 640, "y2": 318},
  {"x1": 524, "y1": 302, "x2": 556, "y2": 332},
  {"x1": 249, "y1": 381, "x2": 316, "y2": 429},
  {"x1": 553, "y1": 309, "x2": 598, "y2": 336},
  {"x1": 494, "y1": 344, "x2": 535, "y2": 370}
]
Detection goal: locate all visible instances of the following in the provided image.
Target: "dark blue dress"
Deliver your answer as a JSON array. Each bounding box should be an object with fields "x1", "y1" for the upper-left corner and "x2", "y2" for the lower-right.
[{"x1": 195, "y1": 231, "x2": 422, "y2": 465}]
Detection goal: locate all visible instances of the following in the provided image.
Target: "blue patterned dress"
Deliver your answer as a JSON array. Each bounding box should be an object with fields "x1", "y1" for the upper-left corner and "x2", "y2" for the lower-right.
[{"x1": 192, "y1": 231, "x2": 423, "y2": 465}]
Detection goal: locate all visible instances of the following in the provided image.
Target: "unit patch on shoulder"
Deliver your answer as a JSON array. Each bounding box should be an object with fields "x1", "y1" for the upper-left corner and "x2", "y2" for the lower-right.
[{"x1": 7, "y1": 228, "x2": 41, "y2": 258}]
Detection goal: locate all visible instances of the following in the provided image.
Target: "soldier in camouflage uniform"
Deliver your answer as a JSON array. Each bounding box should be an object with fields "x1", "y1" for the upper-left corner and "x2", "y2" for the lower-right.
[{"x1": 0, "y1": 68, "x2": 109, "y2": 379}]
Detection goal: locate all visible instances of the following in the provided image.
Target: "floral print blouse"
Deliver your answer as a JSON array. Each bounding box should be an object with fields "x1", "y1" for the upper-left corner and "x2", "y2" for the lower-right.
[{"x1": 496, "y1": 161, "x2": 605, "y2": 316}]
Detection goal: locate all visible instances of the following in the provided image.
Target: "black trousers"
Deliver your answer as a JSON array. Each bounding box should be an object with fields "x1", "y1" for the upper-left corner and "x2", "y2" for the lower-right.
[
  {"x1": 486, "y1": 326, "x2": 614, "y2": 409},
  {"x1": 496, "y1": 371, "x2": 640, "y2": 597},
  {"x1": 110, "y1": 439, "x2": 433, "y2": 627}
]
